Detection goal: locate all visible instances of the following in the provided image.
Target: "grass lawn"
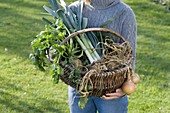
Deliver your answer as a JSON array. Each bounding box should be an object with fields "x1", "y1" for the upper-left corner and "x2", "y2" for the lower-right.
[{"x1": 0, "y1": 0, "x2": 169, "y2": 113}]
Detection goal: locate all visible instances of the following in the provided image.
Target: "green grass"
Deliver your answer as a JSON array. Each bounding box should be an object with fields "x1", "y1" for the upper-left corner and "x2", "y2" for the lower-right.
[{"x1": 0, "y1": 0, "x2": 169, "y2": 113}]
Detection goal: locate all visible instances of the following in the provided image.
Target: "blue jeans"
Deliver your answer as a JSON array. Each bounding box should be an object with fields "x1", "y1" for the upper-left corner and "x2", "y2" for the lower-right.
[{"x1": 68, "y1": 86, "x2": 128, "y2": 113}]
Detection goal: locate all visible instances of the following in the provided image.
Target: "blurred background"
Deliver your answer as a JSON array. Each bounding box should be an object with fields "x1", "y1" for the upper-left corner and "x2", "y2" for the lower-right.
[{"x1": 0, "y1": 0, "x2": 169, "y2": 112}]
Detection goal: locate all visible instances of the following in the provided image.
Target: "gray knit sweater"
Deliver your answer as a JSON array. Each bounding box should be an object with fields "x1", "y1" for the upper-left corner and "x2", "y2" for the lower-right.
[{"x1": 70, "y1": 0, "x2": 137, "y2": 69}]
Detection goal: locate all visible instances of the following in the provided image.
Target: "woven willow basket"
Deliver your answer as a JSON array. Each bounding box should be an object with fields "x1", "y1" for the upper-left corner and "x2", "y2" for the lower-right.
[{"x1": 59, "y1": 28, "x2": 133, "y2": 97}]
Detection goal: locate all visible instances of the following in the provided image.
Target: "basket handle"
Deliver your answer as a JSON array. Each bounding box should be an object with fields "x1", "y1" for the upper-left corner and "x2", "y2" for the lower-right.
[{"x1": 60, "y1": 28, "x2": 126, "y2": 45}]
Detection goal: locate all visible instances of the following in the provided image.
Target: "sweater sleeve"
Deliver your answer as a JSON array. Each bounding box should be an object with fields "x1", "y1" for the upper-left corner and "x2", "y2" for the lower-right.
[{"x1": 121, "y1": 8, "x2": 137, "y2": 70}]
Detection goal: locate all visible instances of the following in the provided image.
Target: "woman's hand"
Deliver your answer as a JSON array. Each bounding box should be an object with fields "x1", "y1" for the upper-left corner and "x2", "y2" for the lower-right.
[{"x1": 101, "y1": 88, "x2": 126, "y2": 100}]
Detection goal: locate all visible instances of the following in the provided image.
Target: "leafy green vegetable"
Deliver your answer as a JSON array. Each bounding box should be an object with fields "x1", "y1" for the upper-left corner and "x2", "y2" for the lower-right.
[
  {"x1": 78, "y1": 97, "x2": 89, "y2": 109},
  {"x1": 30, "y1": 19, "x2": 71, "y2": 81}
]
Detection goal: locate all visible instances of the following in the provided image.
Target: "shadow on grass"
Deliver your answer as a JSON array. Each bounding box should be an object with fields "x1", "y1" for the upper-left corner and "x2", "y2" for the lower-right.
[
  {"x1": 0, "y1": 91, "x2": 66, "y2": 113},
  {"x1": 0, "y1": 76, "x2": 26, "y2": 92},
  {"x1": 136, "y1": 52, "x2": 170, "y2": 74},
  {"x1": 0, "y1": 76, "x2": 67, "y2": 113},
  {"x1": 0, "y1": 0, "x2": 48, "y2": 58},
  {"x1": 0, "y1": 91, "x2": 43, "y2": 113},
  {"x1": 136, "y1": 25, "x2": 170, "y2": 75}
]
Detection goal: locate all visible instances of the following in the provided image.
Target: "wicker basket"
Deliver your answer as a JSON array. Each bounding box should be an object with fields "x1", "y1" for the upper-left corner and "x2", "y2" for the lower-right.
[{"x1": 59, "y1": 28, "x2": 133, "y2": 97}]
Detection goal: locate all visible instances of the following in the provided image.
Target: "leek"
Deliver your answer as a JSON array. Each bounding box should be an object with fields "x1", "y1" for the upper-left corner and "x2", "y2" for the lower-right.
[{"x1": 44, "y1": 0, "x2": 101, "y2": 64}]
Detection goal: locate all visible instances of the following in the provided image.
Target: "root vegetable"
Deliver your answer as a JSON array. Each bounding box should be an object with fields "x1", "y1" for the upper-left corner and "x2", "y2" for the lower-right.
[
  {"x1": 131, "y1": 73, "x2": 140, "y2": 84},
  {"x1": 74, "y1": 59, "x2": 82, "y2": 68},
  {"x1": 122, "y1": 80, "x2": 136, "y2": 95}
]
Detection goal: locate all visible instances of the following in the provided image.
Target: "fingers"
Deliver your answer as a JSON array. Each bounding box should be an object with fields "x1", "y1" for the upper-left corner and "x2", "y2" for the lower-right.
[
  {"x1": 105, "y1": 92, "x2": 122, "y2": 97},
  {"x1": 115, "y1": 88, "x2": 126, "y2": 96},
  {"x1": 101, "y1": 95, "x2": 119, "y2": 100},
  {"x1": 101, "y1": 88, "x2": 126, "y2": 100}
]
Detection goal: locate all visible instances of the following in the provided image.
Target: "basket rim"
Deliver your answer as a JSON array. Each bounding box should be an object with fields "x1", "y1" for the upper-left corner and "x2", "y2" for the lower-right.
[{"x1": 60, "y1": 28, "x2": 126, "y2": 45}]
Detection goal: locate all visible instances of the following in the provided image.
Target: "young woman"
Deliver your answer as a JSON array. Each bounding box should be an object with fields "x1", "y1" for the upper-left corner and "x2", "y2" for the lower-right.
[{"x1": 68, "y1": 0, "x2": 137, "y2": 112}]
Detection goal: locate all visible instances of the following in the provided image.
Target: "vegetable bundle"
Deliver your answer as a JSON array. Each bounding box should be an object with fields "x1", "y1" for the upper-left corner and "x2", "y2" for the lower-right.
[{"x1": 30, "y1": 0, "x2": 102, "y2": 84}]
